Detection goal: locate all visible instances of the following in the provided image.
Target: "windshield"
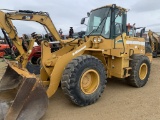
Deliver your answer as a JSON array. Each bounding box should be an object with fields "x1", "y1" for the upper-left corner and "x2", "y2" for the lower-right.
[{"x1": 85, "y1": 7, "x2": 111, "y2": 38}]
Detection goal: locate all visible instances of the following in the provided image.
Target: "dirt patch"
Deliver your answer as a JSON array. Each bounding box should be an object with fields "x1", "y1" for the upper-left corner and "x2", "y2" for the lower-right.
[
  {"x1": 0, "y1": 58, "x2": 160, "y2": 120},
  {"x1": 41, "y1": 58, "x2": 160, "y2": 120}
]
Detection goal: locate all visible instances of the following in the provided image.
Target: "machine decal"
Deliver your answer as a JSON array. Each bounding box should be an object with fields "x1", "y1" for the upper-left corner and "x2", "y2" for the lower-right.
[
  {"x1": 22, "y1": 15, "x2": 33, "y2": 20},
  {"x1": 115, "y1": 39, "x2": 123, "y2": 43},
  {"x1": 126, "y1": 41, "x2": 145, "y2": 46},
  {"x1": 72, "y1": 46, "x2": 86, "y2": 56}
]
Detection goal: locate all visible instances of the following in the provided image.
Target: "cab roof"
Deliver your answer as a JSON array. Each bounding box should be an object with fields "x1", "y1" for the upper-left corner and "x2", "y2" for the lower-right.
[{"x1": 91, "y1": 4, "x2": 127, "y2": 12}]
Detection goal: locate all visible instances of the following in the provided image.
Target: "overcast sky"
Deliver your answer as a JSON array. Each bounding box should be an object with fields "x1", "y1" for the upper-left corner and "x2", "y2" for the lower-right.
[{"x1": 0, "y1": 0, "x2": 160, "y2": 36}]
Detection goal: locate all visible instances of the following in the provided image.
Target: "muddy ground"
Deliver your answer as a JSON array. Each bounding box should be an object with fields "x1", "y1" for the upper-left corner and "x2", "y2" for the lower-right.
[{"x1": 0, "y1": 58, "x2": 160, "y2": 120}]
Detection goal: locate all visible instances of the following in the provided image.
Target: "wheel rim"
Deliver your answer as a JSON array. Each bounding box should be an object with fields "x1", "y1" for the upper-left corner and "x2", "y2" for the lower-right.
[
  {"x1": 36, "y1": 58, "x2": 41, "y2": 65},
  {"x1": 139, "y1": 63, "x2": 148, "y2": 80},
  {"x1": 80, "y1": 69, "x2": 100, "y2": 94}
]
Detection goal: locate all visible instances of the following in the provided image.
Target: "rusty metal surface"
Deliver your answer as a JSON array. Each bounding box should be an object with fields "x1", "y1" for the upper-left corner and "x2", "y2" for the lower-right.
[
  {"x1": 17, "y1": 81, "x2": 48, "y2": 120},
  {"x1": 0, "y1": 101, "x2": 12, "y2": 120},
  {"x1": 0, "y1": 65, "x2": 22, "y2": 91},
  {"x1": 0, "y1": 60, "x2": 48, "y2": 120},
  {"x1": 0, "y1": 89, "x2": 17, "y2": 120},
  {"x1": 5, "y1": 78, "x2": 36, "y2": 120},
  {"x1": 1, "y1": 78, "x2": 48, "y2": 120}
]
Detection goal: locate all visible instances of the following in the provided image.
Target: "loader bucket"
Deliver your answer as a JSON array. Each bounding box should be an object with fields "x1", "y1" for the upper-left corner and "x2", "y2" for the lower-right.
[
  {"x1": 0, "y1": 61, "x2": 48, "y2": 120},
  {"x1": 0, "y1": 65, "x2": 22, "y2": 91}
]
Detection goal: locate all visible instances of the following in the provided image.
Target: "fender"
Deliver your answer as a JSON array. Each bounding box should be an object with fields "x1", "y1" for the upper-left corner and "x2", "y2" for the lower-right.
[{"x1": 41, "y1": 40, "x2": 92, "y2": 97}]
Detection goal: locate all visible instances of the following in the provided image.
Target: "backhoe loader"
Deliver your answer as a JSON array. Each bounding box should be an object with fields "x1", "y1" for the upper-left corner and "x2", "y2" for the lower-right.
[
  {"x1": 148, "y1": 30, "x2": 160, "y2": 58},
  {"x1": 0, "y1": 4, "x2": 152, "y2": 120}
]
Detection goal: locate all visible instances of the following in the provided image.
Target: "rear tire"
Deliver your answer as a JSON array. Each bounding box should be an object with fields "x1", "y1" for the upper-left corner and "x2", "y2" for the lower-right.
[
  {"x1": 152, "y1": 51, "x2": 157, "y2": 58},
  {"x1": 126, "y1": 55, "x2": 151, "y2": 87},
  {"x1": 145, "y1": 43, "x2": 152, "y2": 54},
  {"x1": 61, "y1": 55, "x2": 107, "y2": 106}
]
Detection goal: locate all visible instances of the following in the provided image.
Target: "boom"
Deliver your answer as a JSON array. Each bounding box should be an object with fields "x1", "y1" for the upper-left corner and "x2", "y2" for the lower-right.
[{"x1": 0, "y1": 10, "x2": 61, "y2": 68}]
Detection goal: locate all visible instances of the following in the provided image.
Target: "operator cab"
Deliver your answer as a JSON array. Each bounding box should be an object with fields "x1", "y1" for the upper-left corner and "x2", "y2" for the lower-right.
[{"x1": 81, "y1": 4, "x2": 127, "y2": 39}]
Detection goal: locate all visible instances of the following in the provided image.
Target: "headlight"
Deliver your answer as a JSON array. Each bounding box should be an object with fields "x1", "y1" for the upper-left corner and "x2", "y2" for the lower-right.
[
  {"x1": 93, "y1": 38, "x2": 97, "y2": 42},
  {"x1": 98, "y1": 38, "x2": 101, "y2": 42}
]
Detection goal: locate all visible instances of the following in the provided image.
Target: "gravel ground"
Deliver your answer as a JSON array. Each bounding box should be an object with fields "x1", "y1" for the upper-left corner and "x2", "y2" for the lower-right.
[{"x1": 0, "y1": 58, "x2": 160, "y2": 120}]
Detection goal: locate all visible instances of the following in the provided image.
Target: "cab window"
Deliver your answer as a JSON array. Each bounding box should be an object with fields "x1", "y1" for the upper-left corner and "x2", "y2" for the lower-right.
[{"x1": 114, "y1": 10, "x2": 123, "y2": 36}]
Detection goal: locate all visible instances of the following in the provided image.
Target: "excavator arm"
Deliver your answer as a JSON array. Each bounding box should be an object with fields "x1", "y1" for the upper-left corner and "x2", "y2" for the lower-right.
[
  {"x1": 0, "y1": 11, "x2": 25, "y2": 56},
  {"x1": 0, "y1": 10, "x2": 61, "y2": 68},
  {"x1": 0, "y1": 10, "x2": 60, "y2": 120},
  {"x1": 0, "y1": 11, "x2": 35, "y2": 68},
  {"x1": 6, "y1": 10, "x2": 61, "y2": 41},
  {"x1": 0, "y1": 9, "x2": 77, "y2": 120}
]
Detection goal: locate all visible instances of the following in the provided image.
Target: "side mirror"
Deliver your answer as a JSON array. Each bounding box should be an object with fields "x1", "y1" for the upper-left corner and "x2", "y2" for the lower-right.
[
  {"x1": 81, "y1": 18, "x2": 85, "y2": 24},
  {"x1": 140, "y1": 27, "x2": 146, "y2": 37},
  {"x1": 87, "y1": 12, "x2": 90, "y2": 17}
]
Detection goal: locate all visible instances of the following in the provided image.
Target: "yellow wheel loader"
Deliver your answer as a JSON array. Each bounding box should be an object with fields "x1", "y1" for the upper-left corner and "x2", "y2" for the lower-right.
[
  {"x1": 0, "y1": 4, "x2": 152, "y2": 120},
  {"x1": 148, "y1": 30, "x2": 160, "y2": 58}
]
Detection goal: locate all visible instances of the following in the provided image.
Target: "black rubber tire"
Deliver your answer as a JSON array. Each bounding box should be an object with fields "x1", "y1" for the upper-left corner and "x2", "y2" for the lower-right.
[
  {"x1": 145, "y1": 43, "x2": 152, "y2": 54},
  {"x1": 152, "y1": 51, "x2": 157, "y2": 58},
  {"x1": 126, "y1": 55, "x2": 151, "y2": 87},
  {"x1": 26, "y1": 62, "x2": 40, "y2": 74},
  {"x1": 36, "y1": 57, "x2": 41, "y2": 65},
  {"x1": 61, "y1": 55, "x2": 107, "y2": 106},
  {"x1": 14, "y1": 49, "x2": 20, "y2": 57},
  {"x1": 30, "y1": 56, "x2": 39, "y2": 65},
  {"x1": 4, "y1": 48, "x2": 11, "y2": 56},
  {"x1": 4, "y1": 49, "x2": 9, "y2": 56}
]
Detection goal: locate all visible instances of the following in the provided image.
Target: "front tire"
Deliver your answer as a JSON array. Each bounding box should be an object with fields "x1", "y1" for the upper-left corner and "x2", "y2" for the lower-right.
[
  {"x1": 126, "y1": 55, "x2": 151, "y2": 87},
  {"x1": 61, "y1": 55, "x2": 107, "y2": 106}
]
